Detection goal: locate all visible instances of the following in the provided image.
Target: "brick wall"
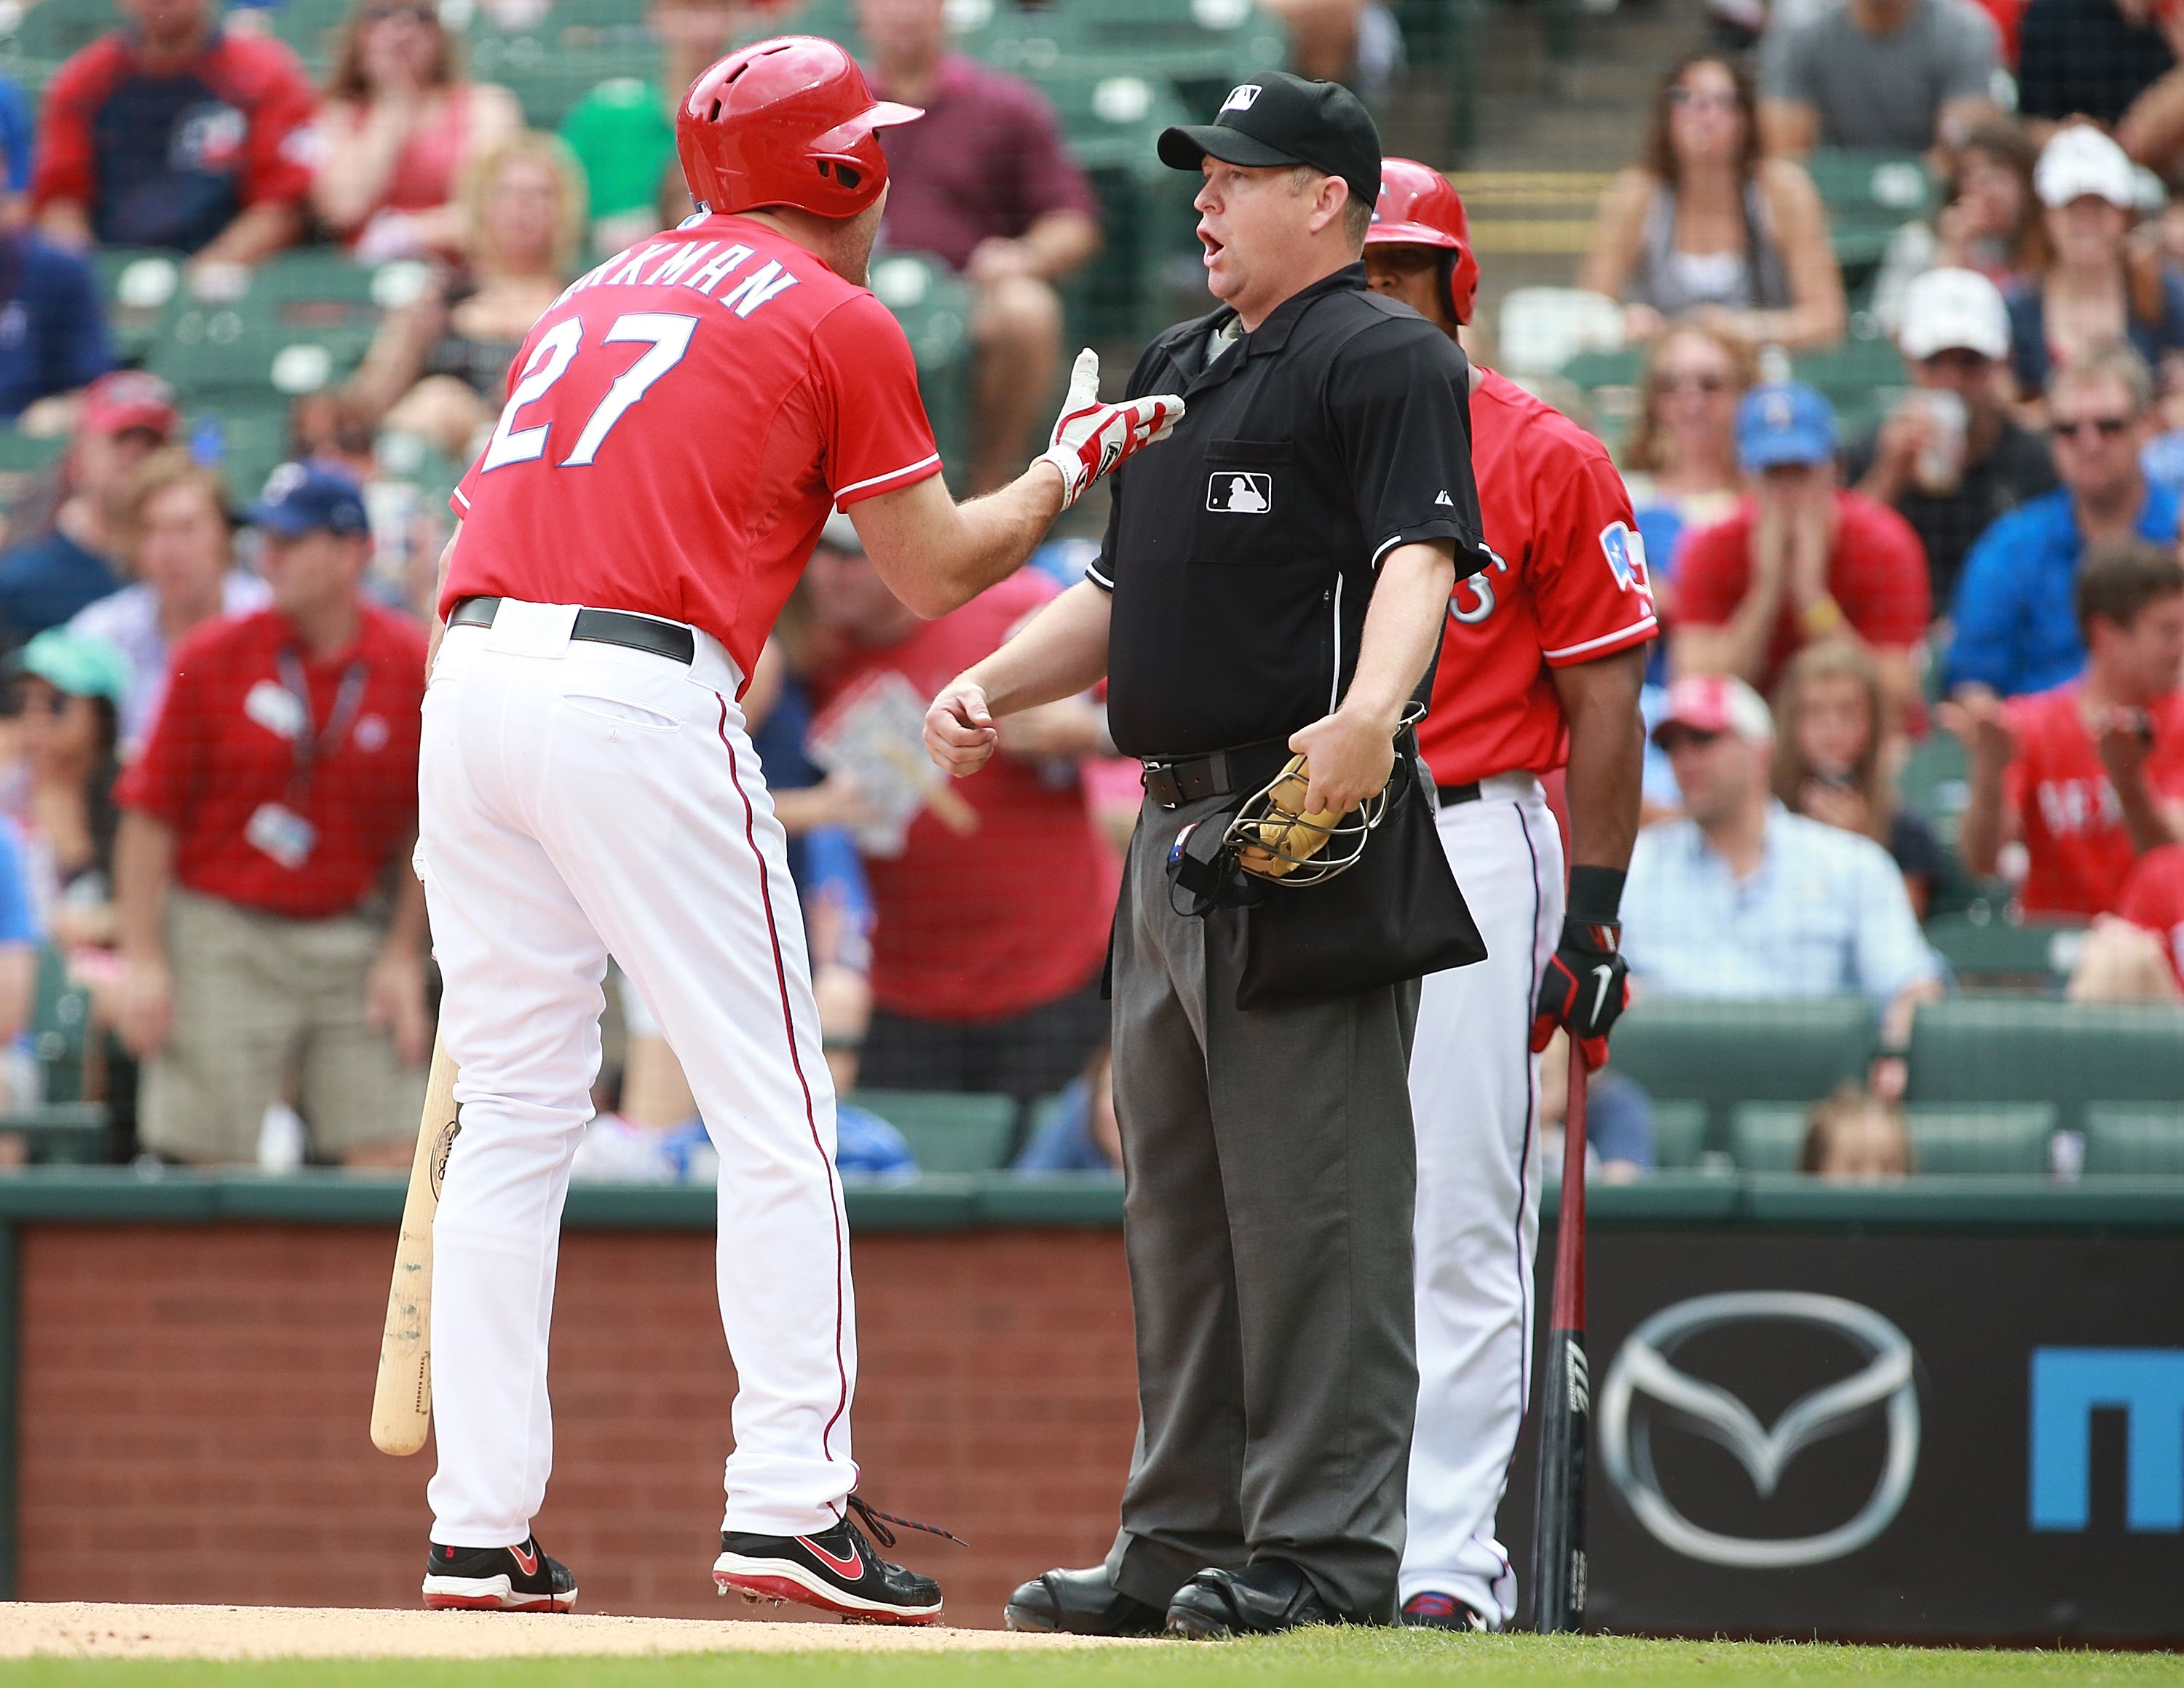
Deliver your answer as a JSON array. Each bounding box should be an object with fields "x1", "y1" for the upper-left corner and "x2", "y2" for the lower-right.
[{"x1": 15, "y1": 1224, "x2": 1138, "y2": 1627}]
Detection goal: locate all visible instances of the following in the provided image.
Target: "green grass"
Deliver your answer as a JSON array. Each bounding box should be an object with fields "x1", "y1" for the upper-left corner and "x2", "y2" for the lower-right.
[{"x1": 7, "y1": 1634, "x2": 2184, "y2": 1688}]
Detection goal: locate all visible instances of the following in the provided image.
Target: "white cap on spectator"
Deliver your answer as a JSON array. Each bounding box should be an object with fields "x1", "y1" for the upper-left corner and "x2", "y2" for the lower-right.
[
  {"x1": 1898, "y1": 267, "x2": 2010, "y2": 362},
  {"x1": 2034, "y1": 125, "x2": 2137, "y2": 210}
]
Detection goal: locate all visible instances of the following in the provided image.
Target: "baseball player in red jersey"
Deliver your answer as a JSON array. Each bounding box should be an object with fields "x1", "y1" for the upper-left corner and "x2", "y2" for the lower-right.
[
  {"x1": 1362, "y1": 160, "x2": 1653, "y2": 1631},
  {"x1": 414, "y1": 36, "x2": 1181, "y2": 1624}
]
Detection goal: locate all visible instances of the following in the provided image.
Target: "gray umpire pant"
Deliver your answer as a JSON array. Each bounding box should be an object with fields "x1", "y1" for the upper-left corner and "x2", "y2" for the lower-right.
[{"x1": 1103, "y1": 791, "x2": 1421, "y2": 1623}]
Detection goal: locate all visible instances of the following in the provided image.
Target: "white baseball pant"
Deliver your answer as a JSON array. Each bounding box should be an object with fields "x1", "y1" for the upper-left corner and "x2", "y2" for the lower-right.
[
  {"x1": 418, "y1": 601, "x2": 857, "y2": 1548},
  {"x1": 1402, "y1": 773, "x2": 1565, "y2": 1625}
]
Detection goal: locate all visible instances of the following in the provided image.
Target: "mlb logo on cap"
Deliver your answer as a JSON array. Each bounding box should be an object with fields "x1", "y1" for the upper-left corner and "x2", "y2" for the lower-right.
[{"x1": 1222, "y1": 84, "x2": 1262, "y2": 113}]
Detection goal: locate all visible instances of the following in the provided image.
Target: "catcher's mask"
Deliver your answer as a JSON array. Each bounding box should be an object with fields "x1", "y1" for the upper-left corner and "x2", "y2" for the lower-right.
[{"x1": 1224, "y1": 754, "x2": 1392, "y2": 887}]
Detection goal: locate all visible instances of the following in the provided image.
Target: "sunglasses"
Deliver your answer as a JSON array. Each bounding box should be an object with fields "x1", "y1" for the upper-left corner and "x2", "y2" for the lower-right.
[
  {"x1": 9, "y1": 689, "x2": 75, "y2": 717},
  {"x1": 1658, "y1": 726, "x2": 1724, "y2": 750},
  {"x1": 2053, "y1": 414, "x2": 2133, "y2": 441},
  {"x1": 1918, "y1": 349, "x2": 1993, "y2": 376},
  {"x1": 1669, "y1": 87, "x2": 1739, "y2": 113},
  {"x1": 364, "y1": 3, "x2": 436, "y2": 22},
  {"x1": 1655, "y1": 371, "x2": 1731, "y2": 396}
]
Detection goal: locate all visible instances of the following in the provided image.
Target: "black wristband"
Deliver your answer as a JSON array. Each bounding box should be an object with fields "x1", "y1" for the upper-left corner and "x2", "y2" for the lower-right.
[{"x1": 1567, "y1": 864, "x2": 1627, "y2": 926}]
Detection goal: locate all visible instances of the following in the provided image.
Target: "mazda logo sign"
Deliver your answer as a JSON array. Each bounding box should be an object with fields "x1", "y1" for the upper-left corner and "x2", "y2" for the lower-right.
[{"x1": 1599, "y1": 1291, "x2": 1920, "y2": 1569}]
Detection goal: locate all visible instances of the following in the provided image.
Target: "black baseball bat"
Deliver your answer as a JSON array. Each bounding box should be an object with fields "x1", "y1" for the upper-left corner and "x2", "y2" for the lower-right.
[{"x1": 1531, "y1": 1037, "x2": 1590, "y2": 1633}]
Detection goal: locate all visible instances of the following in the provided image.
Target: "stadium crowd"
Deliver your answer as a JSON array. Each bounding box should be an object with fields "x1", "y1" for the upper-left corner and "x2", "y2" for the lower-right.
[{"x1": 0, "y1": 0, "x2": 2175, "y2": 1185}]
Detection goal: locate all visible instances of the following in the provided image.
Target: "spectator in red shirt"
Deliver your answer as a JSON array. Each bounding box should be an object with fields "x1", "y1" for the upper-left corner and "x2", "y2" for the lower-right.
[
  {"x1": 2068, "y1": 842, "x2": 2184, "y2": 1000},
  {"x1": 31, "y1": 0, "x2": 317, "y2": 265},
  {"x1": 858, "y1": 0, "x2": 1101, "y2": 494},
  {"x1": 1946, "y1": 537, "x2": 2184, "y2": 918},
  {"x1": 1673, "y1": 381, "x2": 1933, "y2": 728},
  {"x1": 111, "y1": 463, "x2": 429, "y2": 1166},
  {"x1": 804, "y1": 520, "x2": 1117, "y2": 1100}
]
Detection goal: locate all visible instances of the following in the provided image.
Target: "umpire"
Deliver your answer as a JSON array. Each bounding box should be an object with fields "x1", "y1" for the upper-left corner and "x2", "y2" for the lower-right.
[{"x1": 925, "y1": 75, "x2": 1489, "y2": 1637}]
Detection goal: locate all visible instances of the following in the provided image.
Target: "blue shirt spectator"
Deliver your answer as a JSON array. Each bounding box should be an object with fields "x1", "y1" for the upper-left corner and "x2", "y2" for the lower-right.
[
  {"x1": 1626, "y1": 806, "x2": 1941, "y2": 1002},
  {"x1": 1011, "y1": 1045, "x2": 1119, "y2": 1176},
  {"x1": 0, "y1": 527, "x2": 125, "y2": 649},
  {"x1": 0, "y1": 73, "x2": 33, "y2": 194},
  {"x1": 1947, "y1": 341, "x2": 2177, "y2": 697},
  {"x1": 0, "y1": 820, "x2": 43, "y2": 950},
  {"x1": 1945, "y1": 486, "x2": 2181, "y2": 696},
  {"x1": 0, "y1": 229, "x2": 115, "y2": 420}
]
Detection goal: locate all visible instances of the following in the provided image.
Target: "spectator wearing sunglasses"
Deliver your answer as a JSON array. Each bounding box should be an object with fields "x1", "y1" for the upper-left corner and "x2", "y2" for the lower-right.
[
  {"x1": 306, "y1": 0, "x2": 521, "y2": 264},
  {"x1": 1582, "y1": 53, "x2": 1844, "y2": 352},
  {"x1": 1623, "y1": 673, "x2": 1942, "y2": 1098},
  {"x1": 1621, "y1": 322, "x2": 1757, "y2": 683},
  {"x1": 1947, "y1": 341, "x2": 2178, "y2": 697},
  {"x1": 1845, "y1": 268, "x2": 2057, "y2": 611}
]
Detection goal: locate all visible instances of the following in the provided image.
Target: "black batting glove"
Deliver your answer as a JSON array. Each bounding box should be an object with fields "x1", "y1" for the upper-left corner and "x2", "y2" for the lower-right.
[{"x1": 1531, "y1": 866, "x2": 1630, "y2": 1071}]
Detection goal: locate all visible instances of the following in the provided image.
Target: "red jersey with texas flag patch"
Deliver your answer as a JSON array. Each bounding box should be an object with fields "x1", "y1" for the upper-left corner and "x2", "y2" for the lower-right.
[
  {"x1": 2003, "y1": 684, "x2": 2184, "y2": 917},
  {"x1": 1416, "y1": 369, "x2": 1658, "y2": 788},
  {"x1": 445, "y1": 213, "x2": 943, "y2": 686}
]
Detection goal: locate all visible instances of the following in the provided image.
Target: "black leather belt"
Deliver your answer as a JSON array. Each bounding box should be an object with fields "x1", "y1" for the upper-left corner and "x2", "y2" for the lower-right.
[
  {"x1": 1437, "y1": 782, "x2": 1481, "y2": 807},
  {"x1": 449, "y1": 595, "x2": 695, "y2": 665},
  {"x1": 1142, "y1": 739, "x2": 1294, "y2": 810}
]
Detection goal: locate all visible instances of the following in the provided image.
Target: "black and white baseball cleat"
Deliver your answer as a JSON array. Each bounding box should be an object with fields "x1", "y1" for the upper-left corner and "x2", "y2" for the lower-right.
[
  {"x1": 422, "y1": 1535, "x2": 578, "y2": 1612},
  {"x1": 713, "y1": 1494, "x2": 951, "y2": 1625}
]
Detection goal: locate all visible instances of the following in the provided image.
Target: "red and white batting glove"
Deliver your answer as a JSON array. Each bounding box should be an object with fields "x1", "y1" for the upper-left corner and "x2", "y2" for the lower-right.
[{"x1": 1035, "y1": 348, "x2": 1185, "y2": 510}]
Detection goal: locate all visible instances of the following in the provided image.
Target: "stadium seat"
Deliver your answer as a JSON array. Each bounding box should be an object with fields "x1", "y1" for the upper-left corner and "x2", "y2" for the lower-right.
[
  {"x1": 1607, "y1": 996, "x2": 1877, "y2": 1151},
  {"x1": 31, "y1": 946, "x2": 92, "y2": 1105},
  {"x1": 851, "y1": 1089, "x2": 1018, "y2": 1173},
  {"x1": 0, "y1": 1102, "x2": 109, "y2": 1165},
  {"x1": 1648, "y1": 1098, "x2": 1709, "y2": 1170},
  {"x1": 2081, "y1": 1103, "x2": 2184, "y2": 1176},
  {"x1": 1730, "y1": 1100, "x2": 2058, "y2": 1173},
  {"x1": 1803, "y1": 148, "x2": 1933, "y2": 276},
  {"x1": 0, "y1": 431, "x2": 66, "y2": 477},
  {"x1": 866, "y1": 253, "x2": 974, "y2": 475},
  {"x1": 1904, "y1": 999, "x2": 2184, "y2": 1136},
  {"x1": 1920, "y1": 910, "x2": 2085, "y2": 983},
  {"x1": 1898, "y1": 732, "x2": 1967, "y2": 841}
]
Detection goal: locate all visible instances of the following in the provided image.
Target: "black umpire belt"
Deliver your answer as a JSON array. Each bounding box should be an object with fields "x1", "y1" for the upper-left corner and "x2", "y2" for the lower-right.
[{"x1": 449, "y1": 595, "x2": 696, "y2": 665}]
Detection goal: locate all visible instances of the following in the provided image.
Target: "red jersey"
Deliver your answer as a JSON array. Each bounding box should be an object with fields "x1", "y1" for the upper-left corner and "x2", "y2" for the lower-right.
[
  {"x1": 1417, "y1": 371, "x2": 1658, "y2": 787},
  {"x1": 2002, "y1": 684, "x2": 2184, "y2": 917},
  {"x1": 446, "y1": 214, "x2": 943, "y2": 686},
  {"x1": 1675, "y1": 489, "x2": 1932, "y2": 694},
  {"x1": 31, "y1": 28, "x2": 317, "y2": 251},
  {"x1": 2117, "y1": 844, "x2": 2184, "y2": 991},
  {"x1": 116, "y1": 604, "x2": 427, "y2": 920},
  {"x1": 807, "y1": 571, "x2": 1117, "y2": 1022}
]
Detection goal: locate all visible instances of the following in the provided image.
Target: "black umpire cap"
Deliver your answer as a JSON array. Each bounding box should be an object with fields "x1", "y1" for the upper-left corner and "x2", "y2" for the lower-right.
[{"x1": 1157, "y1": 73, "x2": 1382, "y2": 212}]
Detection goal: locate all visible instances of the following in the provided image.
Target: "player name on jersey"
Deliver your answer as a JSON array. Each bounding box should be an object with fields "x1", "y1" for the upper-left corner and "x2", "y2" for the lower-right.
[{"x1": 550, "y1": 237, "x2": 804, "y2": 320}]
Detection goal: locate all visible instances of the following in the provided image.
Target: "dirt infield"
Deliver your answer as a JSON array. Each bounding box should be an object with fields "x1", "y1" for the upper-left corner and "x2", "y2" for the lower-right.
[{"x1": 0, "y1": 1602, "x2": 1134, "y2": 1660}]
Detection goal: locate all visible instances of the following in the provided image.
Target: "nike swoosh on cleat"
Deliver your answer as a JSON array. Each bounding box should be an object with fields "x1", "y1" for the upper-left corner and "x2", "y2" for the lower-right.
[
  {"x1": 798, "y1": 1536, "x2": 865, "y2": 1580},
  {"x1": 510, "y1": 1543, "x2": 539, "y2": 1577}
]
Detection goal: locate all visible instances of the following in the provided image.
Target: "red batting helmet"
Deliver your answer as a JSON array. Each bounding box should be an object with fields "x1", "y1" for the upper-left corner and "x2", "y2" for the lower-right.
[
  {"x1": 676, "y1": 36, "x2": 923, "y2": 220},
  {"x1": 1366, "y1": 157, "x2": 1480, "y2": 326}
]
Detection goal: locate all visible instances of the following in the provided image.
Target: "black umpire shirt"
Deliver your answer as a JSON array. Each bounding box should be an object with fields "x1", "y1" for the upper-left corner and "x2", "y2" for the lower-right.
[{"x1": 1089, "y1": 263, "x2": 1491, "y2": 758}]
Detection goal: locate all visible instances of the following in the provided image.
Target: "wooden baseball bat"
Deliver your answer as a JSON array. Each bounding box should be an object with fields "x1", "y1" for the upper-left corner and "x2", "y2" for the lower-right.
[
  {"x1": 371, "y1": 1034, "x2": 460, "y2": 1456},
  {"x1": 1531, "y1": 1037, "x2": 1591, "y2": 1633}
]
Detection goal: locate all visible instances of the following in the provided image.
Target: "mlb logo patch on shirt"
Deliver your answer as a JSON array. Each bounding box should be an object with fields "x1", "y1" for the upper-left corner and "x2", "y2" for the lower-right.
[{"x1": 1207, "y1": 472, "x2": 1272, "y2": 513}]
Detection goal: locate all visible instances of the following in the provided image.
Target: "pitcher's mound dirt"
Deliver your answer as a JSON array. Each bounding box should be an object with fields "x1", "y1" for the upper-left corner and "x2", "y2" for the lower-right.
[{"x1": 0, "y1": 1602, "x2": 1136, "y2": 1660}]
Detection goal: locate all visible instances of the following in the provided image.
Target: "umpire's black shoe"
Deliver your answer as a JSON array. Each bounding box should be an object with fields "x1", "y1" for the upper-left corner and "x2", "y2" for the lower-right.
[
  {"x1": 422, "y1": 1536, "x2": 578, "y2": 1612},
  {"x1": 1401, "y1": 1590, "x2": 1491, "y2": 1631},
  {"x1": 714, "y1": 1495, "x2": 950, "y2": 1625},
  {"x1": 1004, "y1": 1566, "x2": 1167, "y2": 1636},
  {"x1": 1165, "y1": 1559, "x2": 1339, "y2": 1640}
]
